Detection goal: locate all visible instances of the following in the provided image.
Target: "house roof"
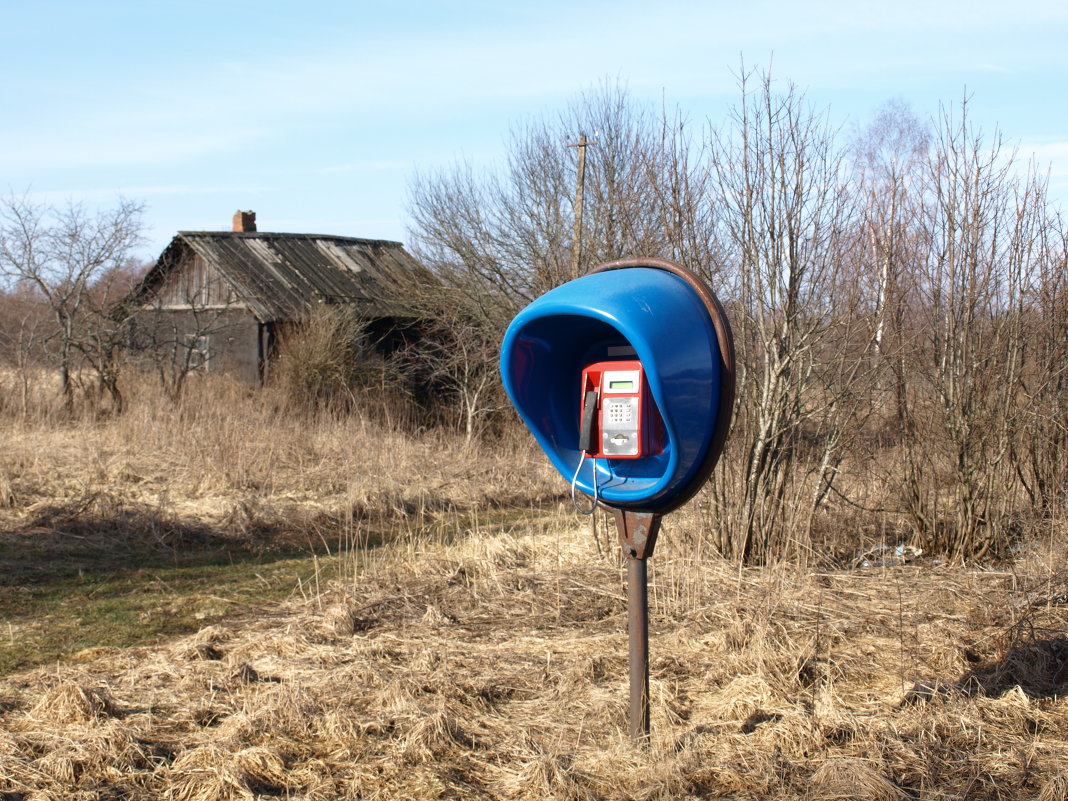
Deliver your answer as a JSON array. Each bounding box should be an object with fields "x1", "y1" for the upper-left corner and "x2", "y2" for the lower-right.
[{"x1": 137, "y1": 231, "x2": 433, "y2": 322}]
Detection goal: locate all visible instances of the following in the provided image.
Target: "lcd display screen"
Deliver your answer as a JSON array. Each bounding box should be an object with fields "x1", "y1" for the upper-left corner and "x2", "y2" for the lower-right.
[{"x1": 609, "y1": 380, "x2": 635, "y2": 390}]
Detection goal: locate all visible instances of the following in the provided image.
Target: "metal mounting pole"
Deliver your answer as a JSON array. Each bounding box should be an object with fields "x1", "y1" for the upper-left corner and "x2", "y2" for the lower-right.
[
  {"x1": 612, "y1": 508, "x2": 661, "y2": 744},
  {"x1": 627, "y1": 555, "x2": 650, "y2": 742}
]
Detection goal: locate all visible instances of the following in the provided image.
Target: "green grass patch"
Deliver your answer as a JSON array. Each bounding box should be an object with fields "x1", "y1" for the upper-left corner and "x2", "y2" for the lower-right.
[
  {"x1": 0, "y1": 504, "x2": 558, "y2": 676},
  {"x1": 0, "y1": 537, "x2": 332, "y2": 675}
]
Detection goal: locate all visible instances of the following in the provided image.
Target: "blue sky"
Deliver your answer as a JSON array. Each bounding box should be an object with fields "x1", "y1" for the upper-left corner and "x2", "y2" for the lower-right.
[{"x1": 3, "y1": 0, "x2": 1067, "y2": 260}]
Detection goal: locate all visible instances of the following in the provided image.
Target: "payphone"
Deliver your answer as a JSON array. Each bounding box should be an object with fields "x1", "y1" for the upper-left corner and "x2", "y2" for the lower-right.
[
  {"x1": 500, "y1": 257, "x2": 735, "y2": 743},
  {"x1": 573, "y1": 359, "x2": 665, "y2": 513},
  {"x1": 578, "y1": 360, "x2": 663, "y2": 460}
]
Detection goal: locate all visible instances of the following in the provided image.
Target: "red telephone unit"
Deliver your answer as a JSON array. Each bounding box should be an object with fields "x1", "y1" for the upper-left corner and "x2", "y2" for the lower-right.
[{"x1": 578, "y1": 360, "x2": 663, "y2": 459}]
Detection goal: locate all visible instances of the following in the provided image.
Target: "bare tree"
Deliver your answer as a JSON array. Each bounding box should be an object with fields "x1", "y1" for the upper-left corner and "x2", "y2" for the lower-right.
[
  {"x1": 72, "y1": 258, "x2": 150, "y2": 413},
  {"x1": 642, "y1": 104, "x2": 718, "y2": 274},
  {"x1": 407, "y1": 74, "x2": 1068, "y2": 564},
  {"x1": 407, "y1": 83, "x2": 707, "y2": 446},
  {"x1": 408, "y1": 83, "x2": 688, "y2": 331},
  {"x1": 705, "y1": 69, "x2": 866, "y2": 563},
  {"x1": 846, "y1": 102, "x2": 935, "y2": 535},
  {"x1": 0, "y1": 194, "x2": 144, "y2": 410},
  {"x1": 851, "y1": 100, "x2": 929, "y2": 363},
  {"x1": 1012, "y1": 211, "x2": 1068, "y2": 518},
  {"x1": 904, "y1": 99, "x2": 1040, "y2": 559}
]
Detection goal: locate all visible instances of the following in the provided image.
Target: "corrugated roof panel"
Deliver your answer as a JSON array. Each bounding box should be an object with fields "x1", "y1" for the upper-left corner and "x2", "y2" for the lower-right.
[
  {"x1": 314, "y1": 240, "x2": 366, "y2": 275},
  {"x1": 167, "y1": 232, "x2": 432, "y2": 322},
  {"x1": 243, "y1": 238, "x2": 284, "y2": 265}
]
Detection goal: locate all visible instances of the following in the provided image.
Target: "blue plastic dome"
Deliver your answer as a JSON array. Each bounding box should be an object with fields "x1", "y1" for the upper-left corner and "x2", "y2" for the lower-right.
[{"x1": 500, "y1": 262, "x2": 732, "y2": 513}]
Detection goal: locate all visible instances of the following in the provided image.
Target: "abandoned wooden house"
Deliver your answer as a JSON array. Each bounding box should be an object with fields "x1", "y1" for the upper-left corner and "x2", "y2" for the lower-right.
[{"x1": 127, "y1": 211, "x2": 432, "y2": 383}]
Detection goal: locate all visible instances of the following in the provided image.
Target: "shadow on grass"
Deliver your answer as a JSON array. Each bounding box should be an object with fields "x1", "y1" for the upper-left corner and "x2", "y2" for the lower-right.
[
  {"x1": 0, "y1": 504, "x2": 389, "y2": 676},
  {"x1": 0, "y1": 498, "x2": 553, "y2": 675},
  {"x1": 958, "y1": 634, "x2": 1068, "y2": 700},
  {"x1": 2, "y1": 503, "x2": 297, "y2": 580}
]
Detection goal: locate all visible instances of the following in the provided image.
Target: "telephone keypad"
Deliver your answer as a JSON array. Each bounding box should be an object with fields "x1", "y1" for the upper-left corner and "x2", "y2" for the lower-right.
[
  {"x1": 601, "y1": 396, "x2": 640, "y2": 456},
  {"x1": 605, "y1": 399, "x2": 633, "y2": 424}
]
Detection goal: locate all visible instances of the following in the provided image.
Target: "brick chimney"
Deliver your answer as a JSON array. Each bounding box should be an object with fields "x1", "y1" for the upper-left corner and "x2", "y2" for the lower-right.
[{"x1": 232, "y1": 210, "x2": 256, "y2": 233}]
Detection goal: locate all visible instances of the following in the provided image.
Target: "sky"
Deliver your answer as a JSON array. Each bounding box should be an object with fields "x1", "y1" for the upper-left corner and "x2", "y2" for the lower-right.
[{"x1": 3, "y1": 0, "x2": 1068, "y2": 261}]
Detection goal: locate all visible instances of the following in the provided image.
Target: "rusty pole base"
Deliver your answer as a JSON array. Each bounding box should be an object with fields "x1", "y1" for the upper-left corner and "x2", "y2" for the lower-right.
[
  {"x1": 612, "y1": 508, "x2": 661, "y2": 744},
  {"x1": 626, "y1": 555, "x2": 650, "y2": 743}
]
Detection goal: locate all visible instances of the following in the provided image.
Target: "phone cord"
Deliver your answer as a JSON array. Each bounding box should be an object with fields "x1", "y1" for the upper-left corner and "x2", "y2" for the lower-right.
[{"x1": 571, "y1": 454, "x2": 599, "y2": 515}]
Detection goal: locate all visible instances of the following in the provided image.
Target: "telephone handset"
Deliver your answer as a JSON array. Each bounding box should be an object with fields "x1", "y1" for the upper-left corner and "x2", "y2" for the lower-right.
[
  {"x1": 578, "y1": 360, "x2": 662, "y2": 460},
  {"x1": 579, "y1": 390, "x2": 598, "y2": 453}
]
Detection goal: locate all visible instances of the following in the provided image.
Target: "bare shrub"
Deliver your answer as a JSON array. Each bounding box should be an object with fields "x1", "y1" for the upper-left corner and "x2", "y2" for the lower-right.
[
  {"x1": 704, "y1": 69, "x2": 871, "y2": 563},
  {"x1": 390, "y1": 293, "x2": 508, "y2": 442},
  {"x1": 269, "y1": 304, "x2": 411, "y2": 421},
  {"x1": 1012, "y1": 217, "x2": 1068, "y2": 520}
]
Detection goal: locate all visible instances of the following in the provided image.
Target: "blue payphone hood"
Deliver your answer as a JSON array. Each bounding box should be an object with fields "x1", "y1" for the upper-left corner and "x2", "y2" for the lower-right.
[{"x1": 500, "y1": 259, "x2": 734, "y2": 514}]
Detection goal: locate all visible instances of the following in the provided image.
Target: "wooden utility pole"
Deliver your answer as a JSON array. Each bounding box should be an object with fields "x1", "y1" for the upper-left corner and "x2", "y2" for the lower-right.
[
  {"x1": 568, "y1": 134, "x2": 602, "y2": 555},
  {"x1": 568, "y1": 134, "x2": 596, "y2": 281}
]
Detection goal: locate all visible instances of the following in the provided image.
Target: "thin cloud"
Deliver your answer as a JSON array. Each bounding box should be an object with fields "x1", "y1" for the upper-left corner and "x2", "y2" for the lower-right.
[
  {"x1": 0, "y1": 129, "x2": 258, "y2": 171},
  {"x1": 7, "y1": 2, "x2": 1065, "y2": 175}
]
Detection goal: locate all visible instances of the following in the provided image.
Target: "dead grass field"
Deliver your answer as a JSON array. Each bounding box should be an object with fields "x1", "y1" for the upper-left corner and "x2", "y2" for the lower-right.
[
  {"x1": 0, "y1": 373, "x2": 563, "y2": 675},
  {"x1": 2, "y1": 375, "x2": 1068, "y2": 799},
  {"x1": 3, "y1": 522, "x2": 1068, "y2": 800}
]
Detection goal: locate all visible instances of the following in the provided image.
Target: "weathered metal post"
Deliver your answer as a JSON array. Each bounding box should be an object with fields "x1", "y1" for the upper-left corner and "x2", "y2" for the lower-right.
[
  {"x1": 627, "y1": 555, "x2": 650, "y2": 741},
  {"x1": 613, "y1": 508, "x2": 661, "y2": 742},
  {"x1": 567, "y1": 134, "x2": 596, "y2": 282}
]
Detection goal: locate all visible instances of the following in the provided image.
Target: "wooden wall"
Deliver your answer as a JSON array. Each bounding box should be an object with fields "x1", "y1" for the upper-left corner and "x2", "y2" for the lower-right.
[
  {"x1": 153, "y1": 253, "x2": 239, "y2": 308},
  {"x1": 131, "y1": 308, "x2": 263, "y2": 384}
]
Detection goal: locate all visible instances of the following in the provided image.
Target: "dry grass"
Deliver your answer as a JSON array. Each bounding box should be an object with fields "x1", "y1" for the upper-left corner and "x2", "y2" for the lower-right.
[
  {"x1": 2, "y1": 521, "x2": 1068, "y2": 799},
  {"x1": 2, "y1": 371, "x2": 1068, "y2": 798},
  {"x1": 0, "y1": 371, "x2": 561, "y2": 535},
  {"x1": 0, "y1": 370, "x2": 563, "y2": 672}
]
